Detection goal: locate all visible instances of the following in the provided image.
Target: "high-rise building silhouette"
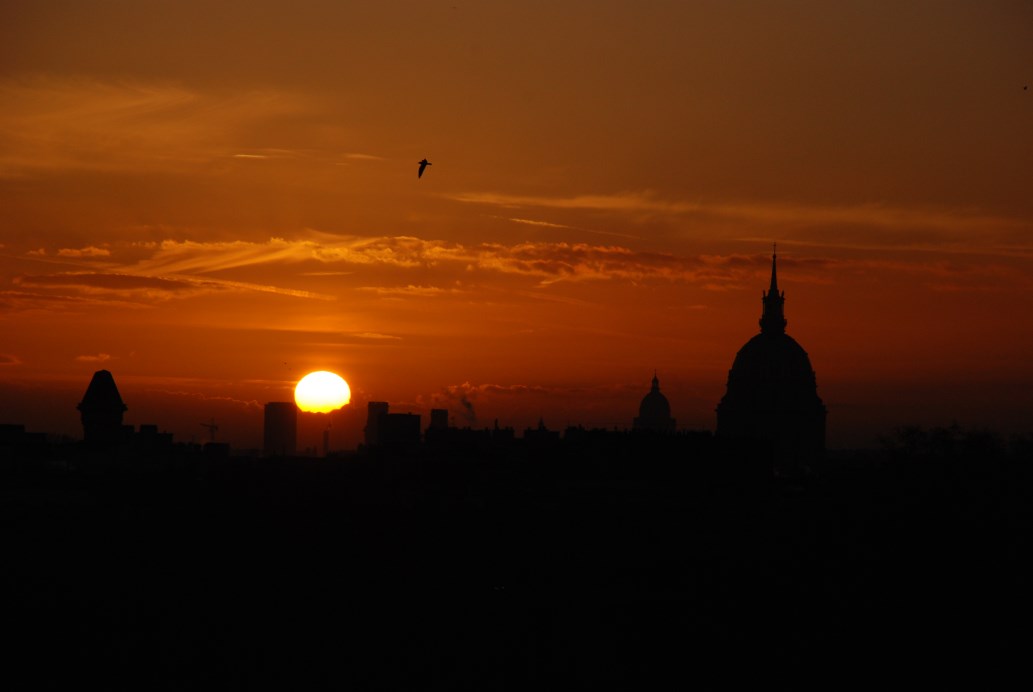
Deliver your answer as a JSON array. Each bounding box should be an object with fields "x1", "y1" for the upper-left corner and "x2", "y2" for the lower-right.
[
  {"x1": 263, "y1": 402, "x2": 297, "y2": 457},
  {"x1": 77, "y1": 370, "x2": 129, "y2": 445},
  {"x1": 364, "y1": 401, "x2": 389, "y2": 447},
  {"x1": 716, "y1": 249, "x2": 826, "y2": 466},
  {"x1": 633, "y1": 373, "x2": 677, "y2": 432}
]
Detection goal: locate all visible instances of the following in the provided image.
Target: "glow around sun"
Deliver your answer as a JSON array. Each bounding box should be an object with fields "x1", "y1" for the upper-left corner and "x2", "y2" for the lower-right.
[{"x1": 294, "y1": 371, "x2": 351, "y2": 413}]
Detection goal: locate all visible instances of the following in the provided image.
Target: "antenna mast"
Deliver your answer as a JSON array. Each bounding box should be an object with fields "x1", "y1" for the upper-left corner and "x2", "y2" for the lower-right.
[{"x1": 200, "y1": 418, "x2": 218, "y2": 443}]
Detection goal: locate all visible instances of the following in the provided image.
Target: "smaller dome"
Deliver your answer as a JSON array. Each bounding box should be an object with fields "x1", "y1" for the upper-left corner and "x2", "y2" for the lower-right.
[
  {"x1": 639, "y1": 375, "x2": 671, "y2": 419},
  {"x1": 634, "y1": 374, "x2": 676, "y2": 432}
]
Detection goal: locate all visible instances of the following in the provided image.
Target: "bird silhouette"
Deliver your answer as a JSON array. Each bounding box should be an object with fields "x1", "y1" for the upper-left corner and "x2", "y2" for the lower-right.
[{"x1": 418, "y1": 158, "x2": 432, "y2": 178}]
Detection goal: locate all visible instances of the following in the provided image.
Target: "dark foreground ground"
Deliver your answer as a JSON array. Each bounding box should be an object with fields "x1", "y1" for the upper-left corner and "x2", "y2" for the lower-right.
[{"x1": 4, "y1": 439, "x2": 1031, "y2": 689}]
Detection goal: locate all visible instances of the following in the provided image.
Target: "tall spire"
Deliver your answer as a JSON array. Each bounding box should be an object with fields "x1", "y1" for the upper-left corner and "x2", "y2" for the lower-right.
[{"x1": 759, "y1": 245, "x2": 787, "y2": 334}]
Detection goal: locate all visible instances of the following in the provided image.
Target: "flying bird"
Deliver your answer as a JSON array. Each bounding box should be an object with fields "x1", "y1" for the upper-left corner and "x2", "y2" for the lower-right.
[{"x1": 418, "y1": 158, "x2": 432, "y2": 178}]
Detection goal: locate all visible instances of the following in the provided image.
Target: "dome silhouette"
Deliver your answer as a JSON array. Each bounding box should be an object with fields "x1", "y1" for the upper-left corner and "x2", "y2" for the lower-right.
[
  {"x1": 716, "y1": 249, "x2": 826, "y2": 465},
  {"x1": 634, "y1": 374, "x2": 676, "y2": 432}
]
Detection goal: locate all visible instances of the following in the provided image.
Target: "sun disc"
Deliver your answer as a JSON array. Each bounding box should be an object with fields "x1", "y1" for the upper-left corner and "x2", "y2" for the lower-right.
[{"x1": 294, "y1": 371, "x2": 351, "y2": 413}]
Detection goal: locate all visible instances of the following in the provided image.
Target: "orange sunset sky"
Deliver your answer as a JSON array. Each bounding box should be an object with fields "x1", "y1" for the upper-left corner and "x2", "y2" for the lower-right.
[{"x1": 2, "y1": 1, "x2": 1032, "y2": 450}]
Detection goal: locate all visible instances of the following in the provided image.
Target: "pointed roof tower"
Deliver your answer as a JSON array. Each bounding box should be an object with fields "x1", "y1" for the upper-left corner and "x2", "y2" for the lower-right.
[
  {"x1": 760, "y1": 244, "x2": 787, "y2": 334},
  {"x1": 77, "y1": 370, "x2": 127, "y2": 416},
  {"x1": 77, "y1": 369, "x2": 128, "y2": 444}
]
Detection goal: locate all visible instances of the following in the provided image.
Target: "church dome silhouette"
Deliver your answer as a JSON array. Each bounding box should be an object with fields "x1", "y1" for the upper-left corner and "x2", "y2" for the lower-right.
[
  {"x1": 728, "y1": 332, "x2": 817, "y2": 387},
  {"x1": 634, "y1": 374, "x2": 676, "y2": 432},
  {"x1": 716, "y1": 249, "x2": 826, "y2": 465}
]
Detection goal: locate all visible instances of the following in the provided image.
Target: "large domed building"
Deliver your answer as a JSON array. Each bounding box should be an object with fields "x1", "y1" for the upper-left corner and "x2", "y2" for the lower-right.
[
  {"x1": 716, "y1": 250, "x2": 826, "y2": 464},
  {"x1": 634, "y1": 373, "x2": 676, "y2": 432}
]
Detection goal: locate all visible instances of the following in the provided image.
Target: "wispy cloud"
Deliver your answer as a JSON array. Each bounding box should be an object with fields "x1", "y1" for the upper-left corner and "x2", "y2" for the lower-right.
[
  {"x1": 39, "y1": 235, "x2": 793, "y2": 290},
  {"x1": 453, "y1": 190, "x2": 698, "y2": 214},
  {"x1": 229, "y1": 148, "x2": 308, "y2": 161},
  {"x1": 13, "y1": 270, "x2": 334, "y2": 302},
  {"x1": 75, "y1": 353, "x2": 113, "y2": 363},
  {"x1": 342, "y1": 153, "x2": 385, "y2": 161},
  {"x1": 135, "y1": 238, "x2": 323, "y2": 274},
  {"x1": 0, "y1": 289, "x2": 135, "y2": 311},
  {"x1": 56, "y1": 246, "x2": 111, "y2": 258},
  {"x1": 0, "y1": 353, "x2": 22, "y2": 366},
  {"x1": 16, "y1": 272, "x2": 207, "y2": 295},
  {"x1": 0, "y1": 76, "x2": 311, "y2": 176},
  {"x1": 128, "y1": 236, "x2": 700, "y2": 283},
  {"x1": 457, "y1": 191, "x2": 1033, "y2": 247},
  {"x1": 508, "y1": 218, "x2": 572, "y2": 229},
  {"x1": 185, "y1": 277, "x2": 334, "y2": 300},
  {"x1": 11, "y1": 234, "x2": 1030, "y2": 315},
  {"x1": 505, "y1": 216, "x2": 640, "y2": 240},
  {"x1": 349, "y1": 332, "x2": 402, "y2": 341},
  {"x1": 357, "y1": 285, "x2": 463, "y2": 297}
]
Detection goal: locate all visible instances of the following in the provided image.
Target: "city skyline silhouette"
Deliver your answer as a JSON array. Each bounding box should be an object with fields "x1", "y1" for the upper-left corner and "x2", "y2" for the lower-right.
[
  {"x1": 8, "y1": 248, "x2": 844, "y2": 462},
  {"x1": 4, "y1": 340, "x2": 1029, "y2": 689},
  {"x1": 2, "y1": 3, "x2": 1031, "y2": 687},
  {"x1": 2, "y1": 5, "x2": 1032, "y2": 452},
  {"x1": 2, "y1": 238, "x2": 1030, "y2": 454}
]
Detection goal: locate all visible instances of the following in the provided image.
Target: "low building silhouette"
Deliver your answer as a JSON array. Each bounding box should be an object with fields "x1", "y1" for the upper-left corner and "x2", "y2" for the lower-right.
[
  {"x1": 380, "y1": 413, "x2": 421, "y2": 447},
  {"x1": 363, "y1": 401, "x2": 420, "y2": 448},
  {"x1": 633, "y1": 373, "x2": 677, "y2": 432},
  {"x1": 425, "y1": 418, "x2": 517, "y2": 451},
  {"x1": 716, "y1": 249, "x2": 826, "y2": 469},
  {"x1": 135, "y1": 424, "x2": 174, "y2": 451},
  {"x1": 0, "y1": 423, "x2": 49, "y2": 459},
  {"x1": 0, "y1": 423, "x2": 29, "y2": 446},
  {"x1": 428, "y1": 408, "x2": 449, "y2": 432},
  {"x1": 524, "y1": 418, "x2": 560, "y2": 448}
]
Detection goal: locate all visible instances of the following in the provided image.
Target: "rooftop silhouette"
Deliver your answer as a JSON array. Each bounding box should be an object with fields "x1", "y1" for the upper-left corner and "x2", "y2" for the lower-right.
[{"x1": 77, "y1": 369, "x2": 129, "y2": 446}]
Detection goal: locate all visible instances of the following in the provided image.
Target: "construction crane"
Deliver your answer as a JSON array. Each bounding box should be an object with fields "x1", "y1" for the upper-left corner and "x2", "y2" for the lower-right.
[{"x1": 200, "y1": 418, "x2": 218, "y2": 443}]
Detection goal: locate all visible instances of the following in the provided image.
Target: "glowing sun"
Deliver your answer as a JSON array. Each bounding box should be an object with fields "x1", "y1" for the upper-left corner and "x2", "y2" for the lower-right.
[{"x1": 294, "y1": 371, "x2": 351, "y2": 413}]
